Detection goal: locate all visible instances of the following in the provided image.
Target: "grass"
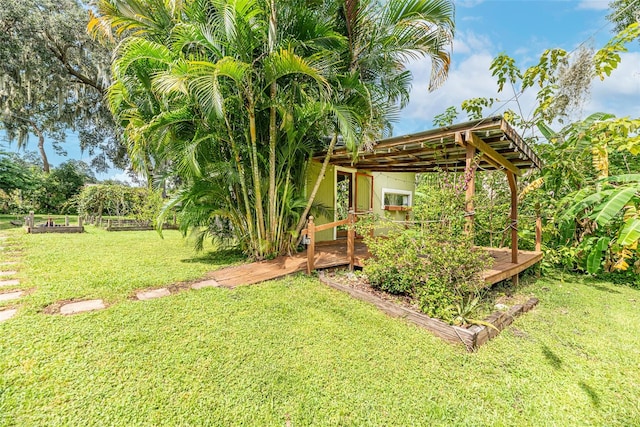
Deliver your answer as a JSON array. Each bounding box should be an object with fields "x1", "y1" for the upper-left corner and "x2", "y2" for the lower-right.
[{"x1": 1, "y1": 224, "x2": 639, "y2": 425}]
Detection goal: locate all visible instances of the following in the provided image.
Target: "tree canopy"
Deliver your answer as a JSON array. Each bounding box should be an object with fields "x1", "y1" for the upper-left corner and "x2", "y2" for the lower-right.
[
  {"x1": 0, "y1": 0, "x2": 126, "y2": 173},
  {"x1": 90, "y1": 0, "x2": 455, "y2": 259}
]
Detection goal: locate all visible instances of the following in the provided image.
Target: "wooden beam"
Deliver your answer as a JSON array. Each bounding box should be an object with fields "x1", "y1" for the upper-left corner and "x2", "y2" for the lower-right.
[
  {"x1": 454, "y1": 131, "x2": 465, "y2": 147},
  {"x1": 307, "y1": 216, "x2": 315, "y2": 274},
  {"x1": 347, "y1": 212, "x2": 355, "y2": 270},
  {"x1": 465, "y1": 143, "x2": 476, "y2": 236},
  {"x1": 535, "y1": 207, "x2": 542, "y2": 253},
  {"x1": 506, "y1": 171, "x2": 518, "y2": 265},
  {"x1": 465, "y1": 130, "x2": 521, "y2": 176}
]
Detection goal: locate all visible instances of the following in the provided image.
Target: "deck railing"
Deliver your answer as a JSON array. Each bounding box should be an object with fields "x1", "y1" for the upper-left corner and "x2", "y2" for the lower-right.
[
  {"x1": 301, "y1": 211, "x2": 542, "y2": 280},
  {"x1": 301, "y1": 211, "x2": 363, "y2": 274}
]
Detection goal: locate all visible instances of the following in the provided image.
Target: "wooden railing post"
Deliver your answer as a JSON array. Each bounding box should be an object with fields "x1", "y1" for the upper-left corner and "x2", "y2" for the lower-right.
[
  {"x1": 29, "y1": 211, "x2": 35, "y2": 228},
  {"x1": 506, "y1": 171, "x2": 518, "y2": 264},
  {"x1": 506, "y1": 171, "x2": 519, "y2": 286},
  {"x1": 347, "y1": 211, "x2": 355, "y2": 270},
  {"x1": 78, "y1": 215, "x2": 83, "y2": 227},
  {"x1": 65, "y1": 215, "x2": 69, "y2": 226},
  {"x1": 464, "y1": 143, "x2": 477, "y2": 236},
  {"x1": 306, "y1": 216, "x2": 315, "y2": 274},
  {"x1": 535, "y1": 204, "x2": 542, "y2": 253}
]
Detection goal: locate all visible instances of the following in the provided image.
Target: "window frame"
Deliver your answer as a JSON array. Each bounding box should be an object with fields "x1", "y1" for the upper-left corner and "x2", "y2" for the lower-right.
[{"x1": 381, "y1": 188, "x2": 413, "y2": 211}]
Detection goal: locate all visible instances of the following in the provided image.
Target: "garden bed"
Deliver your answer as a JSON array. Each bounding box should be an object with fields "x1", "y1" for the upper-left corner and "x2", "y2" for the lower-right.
[
  {"x1": 319, "y1": 269, "x2": 538, "y2": 351},
  {"x1": 26, "y1": 226, "x2": 84, "y2": 234}
]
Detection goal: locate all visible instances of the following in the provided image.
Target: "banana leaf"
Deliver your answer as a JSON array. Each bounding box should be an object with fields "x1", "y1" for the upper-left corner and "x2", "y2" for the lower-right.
[
  {"x1": 590, "y1": 186, "x2": 638, "y2": 226},
  {"x1": 617, "y1": 218, "x2": 640, "y2": 246},
  {"x1": 586, "y1": 236, "x2": 610, "y2": 274}
]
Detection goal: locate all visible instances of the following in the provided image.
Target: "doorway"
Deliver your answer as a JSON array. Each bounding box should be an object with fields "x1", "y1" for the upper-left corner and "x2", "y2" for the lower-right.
[{"x1": 336, "y1": 170, "x2": 353, "y2": 238}]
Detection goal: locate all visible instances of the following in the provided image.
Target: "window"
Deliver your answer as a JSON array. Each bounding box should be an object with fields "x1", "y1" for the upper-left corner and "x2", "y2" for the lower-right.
[{"x1": 381, "y1": 188, "x2": 412, "y2": 210}]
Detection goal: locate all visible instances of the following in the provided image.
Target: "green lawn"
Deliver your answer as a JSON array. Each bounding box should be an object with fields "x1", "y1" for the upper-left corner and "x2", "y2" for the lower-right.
[{"x1": 1, "y1": 225, "x2": 639, "y2": 425}]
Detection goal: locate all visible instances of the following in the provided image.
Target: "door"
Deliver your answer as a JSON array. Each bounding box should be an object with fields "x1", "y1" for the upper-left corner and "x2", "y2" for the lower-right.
[{"x1": 355, "y1": 173, "x2": 373, "y2": 213}]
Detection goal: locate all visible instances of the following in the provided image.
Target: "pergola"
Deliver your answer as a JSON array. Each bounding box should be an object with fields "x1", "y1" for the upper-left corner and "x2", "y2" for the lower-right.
[{"x1": 315, "y1": 116, "x2": 543, "y2": 282}]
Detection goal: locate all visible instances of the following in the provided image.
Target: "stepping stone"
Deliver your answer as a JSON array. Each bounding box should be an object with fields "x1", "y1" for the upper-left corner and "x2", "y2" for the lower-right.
[
  {"x1": 0, "y1": 279, "x2": 20, "y2": 287},
  {"x1": 60, "y1": 299, "x2": 105, "y2": 315},
  {"x1": 0, "y1": 290, "x2": 24, "y2": 302},
  {"x1": 0, "y1": 309, "x2": 17, "y2": 322},
  {"x1": 0, "y1": 271, "x2": 17, "y2": 277},
  {"x1": 136, "y1": 288, "x2": 171, "y2": 300},
  {"x1": 191, "y1": 279, "x2": 221, "y2": 290}
]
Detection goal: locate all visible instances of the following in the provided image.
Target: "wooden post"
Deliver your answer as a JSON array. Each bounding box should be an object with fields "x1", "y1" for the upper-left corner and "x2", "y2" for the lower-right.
[
  {"x1": 29, "y1": 211, "x2": 34, "y2": 228},
  {"x1": 108, "y1": 219, "x2": 112, "y2": 229},
  {"x1": 535, "y1": 205, "x2": 542, "y2": 253},
  {"x1": 65, "y1": 216, "x2": 69, "y2": 226},
  {"x1": 506, "y1": 171, "x2": 518, "y2": 266},
  {"x1": 464, "y1": 144, "x2": 476, "y2": 235},
  {"x1": 347, "y1": 211, "x2": 355, "y2": 270},
  {"x1": 78, "y1": 216, "x2": 83, "y2": 227},
  {"x1": 306, "y1": 216, "x2": 315, "y2": 275}
]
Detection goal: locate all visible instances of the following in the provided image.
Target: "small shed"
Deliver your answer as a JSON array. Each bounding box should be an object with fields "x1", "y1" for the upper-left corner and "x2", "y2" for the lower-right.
[{"x1": 306, "y1": 116, "x2": 543, "y2": 284}]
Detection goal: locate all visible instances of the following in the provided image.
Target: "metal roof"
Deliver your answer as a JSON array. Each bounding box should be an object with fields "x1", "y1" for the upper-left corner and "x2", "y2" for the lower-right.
[{"x1": 316, "y1": 116, "x2": 542, "y2": 175}]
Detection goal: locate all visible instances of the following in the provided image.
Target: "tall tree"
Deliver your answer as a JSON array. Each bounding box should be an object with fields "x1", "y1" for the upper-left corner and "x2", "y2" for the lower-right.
[
  {"x1": 0, "y1": 0, "x2": 124, "y2": 173},
  {"x1": 90, "y1": 0, "x2": 454, "y2": 259},
  {"x1": 608, "y1": 0, "x2": 640, "y2": 36}
]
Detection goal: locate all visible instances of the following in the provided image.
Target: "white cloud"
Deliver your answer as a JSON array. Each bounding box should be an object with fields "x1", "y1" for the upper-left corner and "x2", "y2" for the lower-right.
[
  {"x1": 107, "y1": 171, "x2": 146, "y2": 186},
  {"x1": 395, "y1": 27, "x2": 640, "y2": 136},
  {"x1": 453, "y1": 31, "x2": 493, "y2": 55},
  {"x1": 576, "y1": 0, "x2": 609, "y2": 11},
  {"x1": 586, "y1": 52, "x2": 640, "y2": 117}
]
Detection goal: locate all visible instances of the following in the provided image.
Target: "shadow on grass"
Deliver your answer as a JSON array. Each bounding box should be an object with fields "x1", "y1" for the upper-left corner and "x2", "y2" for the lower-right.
[
  {"x1": 181, "y1": 249, "x2": 246, "y2": 266},
  {"x1": 582, "y1": 279, "x2": 622, "y2": 294},
  {"x1": 579, "y1": 381, "x2": 601, "y2": 407},
  {"x1": 541, "y1": 345, "x2": 563, "y2": 370}
]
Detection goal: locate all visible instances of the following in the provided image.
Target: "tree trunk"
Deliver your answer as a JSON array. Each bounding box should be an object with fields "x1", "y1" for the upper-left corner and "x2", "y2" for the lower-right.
[
  {"x1": 246, "y1": 95, "x2": 266, "y2": 254},
  {"x1": 267, "y1": 0, "x2": 278, "y2": 244},
  {"x1": 294, "y1": 133, "x2": 338, "y2": 240},
  {"x1": 225, "y1": 114, "x2": 255, "y2": 245},
  {"x1": 268, "y1": 81, "x2": 277, "y2": 243},
  {"x1": 31, "y1": 123, "x2": 50, "y2": 173}
]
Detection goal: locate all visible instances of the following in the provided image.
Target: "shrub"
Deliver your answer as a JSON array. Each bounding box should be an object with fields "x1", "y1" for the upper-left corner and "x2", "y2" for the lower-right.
[
  {"x1": 361, "y1": 220, "x2": 493, "y2": 322},
  {"x1": 74, "y1": 184, "x2": 163, "y2": 222}
]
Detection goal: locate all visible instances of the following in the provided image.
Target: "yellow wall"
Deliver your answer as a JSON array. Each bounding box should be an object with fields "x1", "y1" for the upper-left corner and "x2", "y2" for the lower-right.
[
  {"x1": 305, "y1": 161, "x2": 335, "y2": 241},
  {"x1": 306, "y1": 161, "x2": 416, "y2": 241},
  {"x1": 371, "y1": 171, "x2": 416, "y2": 220}
]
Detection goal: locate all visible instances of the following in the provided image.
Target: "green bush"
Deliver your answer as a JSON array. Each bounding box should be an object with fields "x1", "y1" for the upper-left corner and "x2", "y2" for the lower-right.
[
  {"x1": 361, "y1": 221, "x2": 493, "y2": 322},
  {"x1": 74, "y1": 184, "x2": 163, "y2": 222}
]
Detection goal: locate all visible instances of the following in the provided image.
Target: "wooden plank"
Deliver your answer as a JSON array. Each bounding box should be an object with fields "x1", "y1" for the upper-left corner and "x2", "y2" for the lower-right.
[
  {"x1": 307, "y1": 217, "x2": 315, "y2": 274},
  {"x1": 506, "y1": 171, "x2": 518, "y2": 264},
  {"x1": 466, "y1": 131, "x2": 521, "y2": 176},
  {"x1": 483, "y1": 252, "x2": 543, "y2": 284},
  {"x1": 465, "y1": 143, "x2": 476, "y2": 235},
  {"x1": 314, "y1": 218, "x2": 350, "y2": 232}
]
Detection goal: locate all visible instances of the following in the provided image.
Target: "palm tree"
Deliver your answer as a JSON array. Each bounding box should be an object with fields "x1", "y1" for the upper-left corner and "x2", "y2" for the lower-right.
[{"x1": 90, "y1": 0, "x2": 454, "y2": 259}]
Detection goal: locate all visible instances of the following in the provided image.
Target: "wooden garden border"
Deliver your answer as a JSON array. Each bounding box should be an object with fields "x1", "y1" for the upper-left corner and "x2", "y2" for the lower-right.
[
  {"x1": 24, "y1": 212, "x2": 84, "y2": 234},
  {"x1": 318, "y1": 273, "x2": 538, "y2": 351},
  {"x1": 26, "y1": 226, "x2": 84, "y2": 234}
]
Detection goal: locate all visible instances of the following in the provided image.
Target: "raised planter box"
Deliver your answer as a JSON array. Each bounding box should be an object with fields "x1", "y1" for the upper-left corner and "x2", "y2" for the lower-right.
[
  {"x1": 106, "y1": 224, "x2": 179, "y2": 232},
  {"x1": 26, "y1": 226, "x2": 84, "y2": 234},
  {"x1": 319, "y1": 273, "x2": 538, "y2": 351},
  {"x1": 383, "y1": 205, "x2": 411, "y2": 212}
]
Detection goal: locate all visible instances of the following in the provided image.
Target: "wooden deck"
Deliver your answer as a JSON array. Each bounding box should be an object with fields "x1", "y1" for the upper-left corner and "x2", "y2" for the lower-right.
[
  {"x1": 481, "y1": 247, "x2": 543, "y2": 284},
  {"x1": 210, "y1": 241, "x2": 542, "y2": 288}
]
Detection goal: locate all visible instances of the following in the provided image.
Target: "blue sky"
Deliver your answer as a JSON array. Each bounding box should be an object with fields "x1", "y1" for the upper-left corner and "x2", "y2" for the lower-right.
[
  {"x1": 397, "y1": 0, "x2": 640, "y2": 135},
  {"x1": 3, "y1": 0, "x2": 639, "y2": 180}
]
